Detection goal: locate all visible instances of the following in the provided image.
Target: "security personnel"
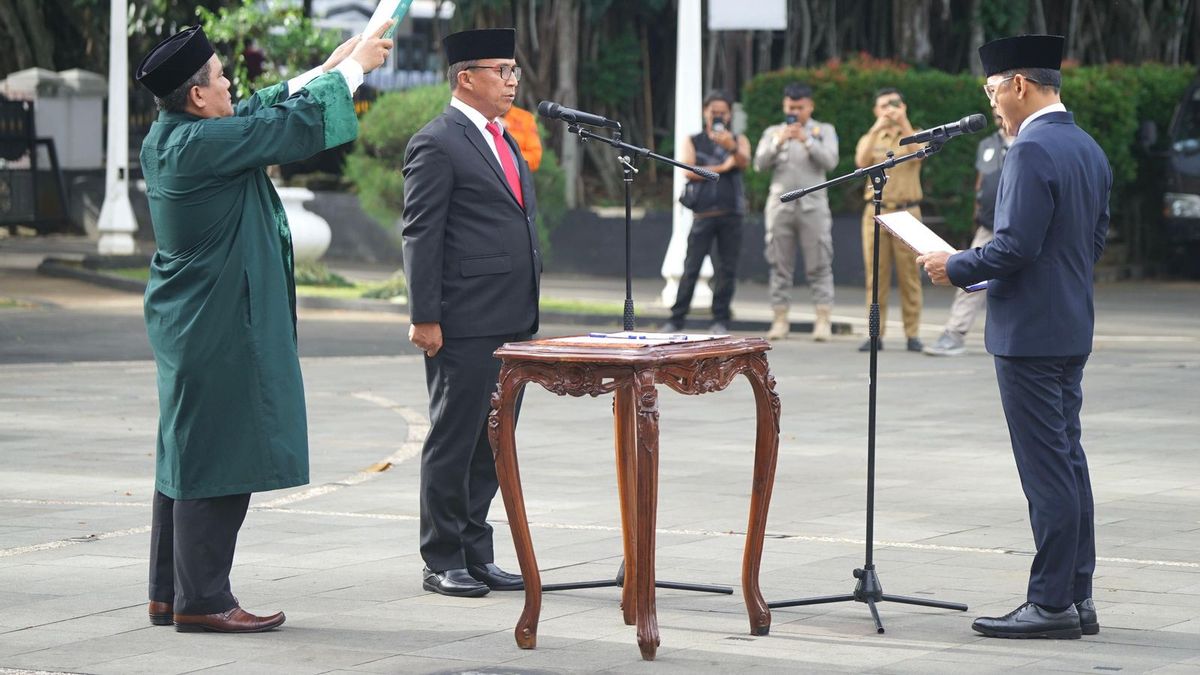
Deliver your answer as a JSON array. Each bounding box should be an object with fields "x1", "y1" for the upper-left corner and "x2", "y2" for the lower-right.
[{"x1": 854, "y1": 88, "x2": 926, "y2": 352}]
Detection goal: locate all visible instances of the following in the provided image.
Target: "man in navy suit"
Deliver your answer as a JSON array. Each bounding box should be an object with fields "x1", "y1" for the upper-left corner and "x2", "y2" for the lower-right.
[
  {"x1": 919, "y1": 35, "x2": 1110, "y2": 639},
  {"x1": 403, "y1": 28, "x2": 539, "y2": 597}
]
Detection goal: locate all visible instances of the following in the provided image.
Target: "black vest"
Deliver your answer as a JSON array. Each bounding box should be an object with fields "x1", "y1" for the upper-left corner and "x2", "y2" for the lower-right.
[{"x1": 692, "y1": 131, "x2": 745, "y2": 215}]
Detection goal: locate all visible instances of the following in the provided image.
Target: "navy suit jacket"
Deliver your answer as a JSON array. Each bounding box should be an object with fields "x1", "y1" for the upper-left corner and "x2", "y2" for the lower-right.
[
  {"x1": 946, "y1": 111, "x2": 1110, "y2": 357},
  {"x1": 402, "y1": 105, "x2": 541, "y2": 339}
]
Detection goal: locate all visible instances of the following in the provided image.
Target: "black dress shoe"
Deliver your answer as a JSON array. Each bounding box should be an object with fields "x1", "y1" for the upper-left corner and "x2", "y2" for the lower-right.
[
  {"x1": 1076, "y1": 598, "x2": 1099, "y2": 635},
  {"x1": 467, "y1": 562, "x2": 524, "y2": 591},
  {"x1": 972, "y1": 602, "x2": 1082, "y2": 639},
  {"x1": 422, "y1": 567, "x2": 490, "y2": 597}
]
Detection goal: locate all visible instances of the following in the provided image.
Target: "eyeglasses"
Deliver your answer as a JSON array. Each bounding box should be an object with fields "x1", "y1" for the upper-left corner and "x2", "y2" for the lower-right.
[
  {"x1": 467, "y1": 64, "x2": 522, "y2": 82},
  {"x1": 983, "y1": 75, "x2": 1042, "y2": 102}
]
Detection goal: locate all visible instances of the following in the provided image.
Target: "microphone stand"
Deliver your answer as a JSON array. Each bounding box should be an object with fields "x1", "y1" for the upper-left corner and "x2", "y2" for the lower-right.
[
  {"x1": 766, "y1": 141, "x2": 968, "y2": 633},
  {"x1": 540, "y1": 121, "x2": 728, "y2": 596}
]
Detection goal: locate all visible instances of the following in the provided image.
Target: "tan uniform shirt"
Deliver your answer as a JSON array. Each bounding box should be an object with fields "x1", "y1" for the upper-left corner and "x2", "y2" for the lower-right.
[{"x1": 855, "y1": 126, "x2": 923, "y2": 206}]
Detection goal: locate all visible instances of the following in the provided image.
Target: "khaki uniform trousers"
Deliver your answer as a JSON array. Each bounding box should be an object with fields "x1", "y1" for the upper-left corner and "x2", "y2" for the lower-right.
[
  {"x1": 944, "y1": 226, "x2": 994, "y2": 337},
  {"x1": 861, "y1": 204, "x2": 923, "y2": 339},
  {"x1": 764, "y1": 201, "x2": 834, "y2": 309}
]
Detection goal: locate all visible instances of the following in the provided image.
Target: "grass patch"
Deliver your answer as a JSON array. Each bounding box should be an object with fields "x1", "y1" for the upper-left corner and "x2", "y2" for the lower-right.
[
  {"x1": 0, "y1": 297, "x2": 33, "y2": 309},
  {"x1": 297, "y1": 283, "x2": 387, "y2": 300},
  {"x1": 109, "y1": 267, "x2": 150, "y2": 282},
  {"x1": 103, "y1": 267, "x2": 620, "y2": 315},
  {"x1": 539, "y1": 297, "x2": 625, "y2": 315}
]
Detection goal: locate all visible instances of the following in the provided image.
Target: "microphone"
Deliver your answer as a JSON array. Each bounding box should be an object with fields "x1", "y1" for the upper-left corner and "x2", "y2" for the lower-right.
[
  {"x1": 537, "y1": 100, "x2": 621, "y2": 130},
  {"x1": 898, "y1": 113, "x2": 987, "y2": 146}
]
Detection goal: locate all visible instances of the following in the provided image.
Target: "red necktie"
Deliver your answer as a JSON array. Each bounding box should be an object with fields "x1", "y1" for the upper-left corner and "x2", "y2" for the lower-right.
[{"x1": 485, "y1": 121, "x2": 524, "y2": 208}]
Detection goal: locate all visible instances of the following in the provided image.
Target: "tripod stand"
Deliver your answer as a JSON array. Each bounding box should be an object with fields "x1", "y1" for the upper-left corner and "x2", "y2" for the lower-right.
[
  {"x1": 767, "y1": 142, "x2": 967, "y2": 633},
  {"x1": 539, "y1": 121, "x2": 730, "y2": 597}
]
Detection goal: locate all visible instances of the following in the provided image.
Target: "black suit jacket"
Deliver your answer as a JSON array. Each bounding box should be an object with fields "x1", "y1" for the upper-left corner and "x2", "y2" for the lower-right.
[{"x1": 402, "y1": 105, "x2": 541, "y2": 338}]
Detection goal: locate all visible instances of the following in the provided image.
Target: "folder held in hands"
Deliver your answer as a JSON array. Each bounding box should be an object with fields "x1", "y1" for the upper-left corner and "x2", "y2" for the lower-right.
[
  {"x1": 363, "y1": 0, "x2": 414, "y2": 40},
  {"x1": 874, "y1": 210, "x2": 988, "y2": 293}
]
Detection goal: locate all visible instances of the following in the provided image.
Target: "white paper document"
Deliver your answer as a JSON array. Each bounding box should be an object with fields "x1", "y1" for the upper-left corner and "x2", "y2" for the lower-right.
[
  {"x1": 874, "y1": 211, "x2": 989, "y2": 293},
  {"x1": 363, "y1": 0, "x2": 413, "y2": 39}
]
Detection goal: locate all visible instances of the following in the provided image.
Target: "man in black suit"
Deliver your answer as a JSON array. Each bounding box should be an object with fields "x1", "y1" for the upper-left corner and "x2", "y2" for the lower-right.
[
  {"x1": 402, "y1": 28, "x2": 540, "y2": 597},
  {"x1": 920, "y1": 34, "x2": 1110, "y2": 639}
]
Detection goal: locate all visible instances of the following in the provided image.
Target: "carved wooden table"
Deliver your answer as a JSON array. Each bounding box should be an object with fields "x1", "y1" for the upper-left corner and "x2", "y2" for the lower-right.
[{"x1": 487, "y1": 336, "x2": 780, "y2": 661}]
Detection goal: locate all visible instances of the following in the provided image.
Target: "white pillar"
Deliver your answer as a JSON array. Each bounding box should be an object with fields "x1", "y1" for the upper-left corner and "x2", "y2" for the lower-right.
[
  {"x1": 96, "y1": 0, "x2": 137, "y2": 255},
  {"x1": 661, "y1": 0, "x2": 712, "y2": 308}
]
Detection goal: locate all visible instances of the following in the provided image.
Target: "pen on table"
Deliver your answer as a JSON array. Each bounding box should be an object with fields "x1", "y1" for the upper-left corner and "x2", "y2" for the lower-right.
[{"x1": 587, "y1": 332, "x2": 650, "y2": 339}]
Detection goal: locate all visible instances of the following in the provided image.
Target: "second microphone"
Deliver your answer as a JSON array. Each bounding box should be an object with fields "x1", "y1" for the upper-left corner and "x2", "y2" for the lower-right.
[{"x1": 537, "y1": 100, "x2": 622, "y2": 130}]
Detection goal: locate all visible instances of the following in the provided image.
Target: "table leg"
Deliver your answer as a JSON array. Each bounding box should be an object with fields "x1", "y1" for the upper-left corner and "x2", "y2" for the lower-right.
[
  {"x1": 488, "y1": 373, "x2": 541, "y2": 650},
  {"x1": 741, "y1": 354, "x2": 781, "y2": 637},
  {"x1": 632, "y1": 370, "x2": 661, "y2": 661},
  {"x1": 613, "y1": 384, "x2": 638, "y2": 626}
]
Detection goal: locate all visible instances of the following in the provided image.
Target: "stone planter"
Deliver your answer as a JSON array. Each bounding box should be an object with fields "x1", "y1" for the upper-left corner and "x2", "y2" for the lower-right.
[{"x1": 275, "y1": 186, "x2": 330, "y2": 262}]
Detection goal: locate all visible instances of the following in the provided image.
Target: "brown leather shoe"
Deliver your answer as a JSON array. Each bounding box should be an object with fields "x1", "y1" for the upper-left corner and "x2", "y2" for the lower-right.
[
  {"x1": 148, "y1": 600, "x2": 173, "y2": 626},
  {"x1": 174, "y1": 606, "x2": 285, "y2": 633}
]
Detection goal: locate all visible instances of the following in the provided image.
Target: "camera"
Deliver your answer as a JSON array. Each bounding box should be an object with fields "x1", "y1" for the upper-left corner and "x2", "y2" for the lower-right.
[
  {"x1": 785, "y1": 114, "x2": 798, "y2": 125},
  {"x1": 711, "y1": 116, "x2": 727, "y2": 132}
]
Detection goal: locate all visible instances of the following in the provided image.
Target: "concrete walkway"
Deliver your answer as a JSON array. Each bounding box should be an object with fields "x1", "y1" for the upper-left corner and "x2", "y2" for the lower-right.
[{"x1": 1, "y1": 235, "x2": 1199, "y2": 673}]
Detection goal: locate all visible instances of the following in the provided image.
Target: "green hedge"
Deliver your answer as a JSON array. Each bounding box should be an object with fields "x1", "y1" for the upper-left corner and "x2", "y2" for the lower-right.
[
  {"x1": 742, "y1": 58, "x2": 1194, "y2": 248},
  {"x1": 344, "y1": 85, "x2": 568, "y2": 256}
]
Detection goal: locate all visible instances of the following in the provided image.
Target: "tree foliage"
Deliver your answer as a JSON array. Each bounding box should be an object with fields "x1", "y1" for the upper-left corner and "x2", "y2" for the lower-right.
[{"x1": 197, "y1": 0, "x2": 340, "y2": 99}]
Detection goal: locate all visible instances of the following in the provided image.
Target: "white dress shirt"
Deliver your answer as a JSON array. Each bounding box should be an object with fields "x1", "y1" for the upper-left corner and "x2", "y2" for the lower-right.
[
  {"x1": 450, "y1": 96, "x2": 504, "y2": 166},
  {"x1": 1018, "y1": 102, "x2": 1067, "y2": 135},
  {"x1": 286, "y1": 59, "x2": 364, "y2": 97}
]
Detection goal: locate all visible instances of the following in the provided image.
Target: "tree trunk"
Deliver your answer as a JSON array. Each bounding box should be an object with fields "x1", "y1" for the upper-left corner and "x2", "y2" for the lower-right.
[
  {"x1": 553, "y1": 0, "x2": 581, "y2": 208},
  {"x1": 640, "y1": 22, "x2": 657, "y2": 182},
  {"x1": 14, "y1": 0, "x2": 54, "y2": 68},
  {"x1": 893, "y1": 0, "x2": 931, "y2": 65},
  {"x1": 740, "y1": 31, "x2": 754, "y2": 91},
  {"x1": 756, "y1": 30, "x2": 772, "y2": 76},
  {"x1": 0, "y1": 0, "x2": 35, "y2": 72},
  {"x1": 826, "y1": 0, "x2": 838, "y2": 61},
  {"x1": 796, "y1": 0, "x2": 812, "y2": 67},
  {"x1": 968, "y1": 0, "x2": 984, "y2": 76},
  {"x1": 704, "y1": 31, "x2": 719, "y2": 94},
  {"x1": 1066, "y1": 0, "x2": 1082, "y2": 61},
  {"x1": 1030, "y1": 0, "x2": 1048, "y2": 35},
  {"x1": 1086, "y1": 1, "x2": 1107, "y2": 64},
  {"x1": 782, "y1": 0, "x2": 796, "y2": 67}
]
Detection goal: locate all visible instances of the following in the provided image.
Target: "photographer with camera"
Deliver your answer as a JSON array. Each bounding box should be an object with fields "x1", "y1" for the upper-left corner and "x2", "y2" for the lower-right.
[
  {"x1": 754, "y1": 82, "x2": 840, "y2": 342},
  {"x1": 853, "y1": 87, "x2": 926, "y2": 352},
  {"x1": 664, "y1": 90, "x2": 751, "y2": 334}
]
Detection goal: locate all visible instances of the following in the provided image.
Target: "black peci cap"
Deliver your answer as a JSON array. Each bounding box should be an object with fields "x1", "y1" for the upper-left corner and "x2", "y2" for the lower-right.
[
  {"x1": 442, "y1": 28, "x2": 516, "y2": 66},
  {"x1": 136, "y1": 26, "x2": 216, "y2": 98},
  {"x1": 978, "y1": 34, "x2": 1065, "y2": 77}
]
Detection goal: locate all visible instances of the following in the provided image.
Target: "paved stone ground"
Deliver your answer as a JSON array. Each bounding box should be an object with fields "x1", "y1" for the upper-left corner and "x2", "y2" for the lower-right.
[{"x1": 2, "y1": 242, "x2": 1199, "y2": 673}]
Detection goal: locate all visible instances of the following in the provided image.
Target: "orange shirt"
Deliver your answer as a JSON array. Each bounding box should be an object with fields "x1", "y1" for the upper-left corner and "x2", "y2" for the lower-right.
[{"x1": 502, "y1": 105, "x2": 543, "y2": 172}]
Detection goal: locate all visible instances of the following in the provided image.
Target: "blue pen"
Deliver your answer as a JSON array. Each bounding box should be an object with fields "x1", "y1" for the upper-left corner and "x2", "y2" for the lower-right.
[{"x1": 587, "y1": 332, "x2": 650, "y2": 339}]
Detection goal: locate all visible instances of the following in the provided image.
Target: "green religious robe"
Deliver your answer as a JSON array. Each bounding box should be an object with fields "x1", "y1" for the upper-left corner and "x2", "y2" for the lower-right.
[{"x1": 141, "y1": 73, "x2": 358, "y2": 499}]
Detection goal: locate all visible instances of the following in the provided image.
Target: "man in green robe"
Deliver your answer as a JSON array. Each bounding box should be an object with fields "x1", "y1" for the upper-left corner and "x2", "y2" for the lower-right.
[{"x1": 135, "y1": 23, "x2": 392, "y2": 633}]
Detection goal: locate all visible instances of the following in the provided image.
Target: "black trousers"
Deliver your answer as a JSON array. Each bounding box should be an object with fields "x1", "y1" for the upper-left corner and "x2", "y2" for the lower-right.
[
  {"x1": 994, "y1": 355, "x2": 1095, "y2": 609},
  {"x1": 149, "y1": 490, "x2": 251, "y2": 615},
  {"x1": 420, "y1": 332, "x2": 529, "y2": 572},
  {"x1": 671, "y1": 213, "x2": 743, "y2": 324}
]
